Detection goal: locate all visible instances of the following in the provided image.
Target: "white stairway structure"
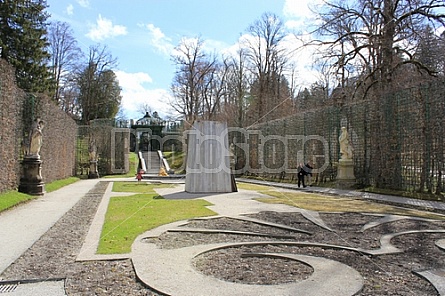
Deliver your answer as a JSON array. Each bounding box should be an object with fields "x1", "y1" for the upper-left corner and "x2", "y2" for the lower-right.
[{"x1": 142, "y1": 151, "x2": 161, "y2": 174}]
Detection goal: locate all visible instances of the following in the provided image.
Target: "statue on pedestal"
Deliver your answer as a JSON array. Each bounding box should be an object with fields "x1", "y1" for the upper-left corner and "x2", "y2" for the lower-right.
[
  {"x1": 19, "y1": 118, "x2": 45, "y2": 195},
  {"x1": 339, "y1": 126, "x2": 353, "y2": 160},
  {"x1": 28, "y1": 118, "x2": 45, "y2": 158},
  {"x1": 336, "y1": 126, "x2": 355, "y2": 188}
]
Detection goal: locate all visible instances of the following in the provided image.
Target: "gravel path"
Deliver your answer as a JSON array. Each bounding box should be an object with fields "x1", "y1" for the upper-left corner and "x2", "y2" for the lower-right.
[
  {"x1": 2, "y1": 181, "x2": 445, "y2": 295},
  {"x1": 0, "y1": 181, "x2": 162, "y2": 296}
]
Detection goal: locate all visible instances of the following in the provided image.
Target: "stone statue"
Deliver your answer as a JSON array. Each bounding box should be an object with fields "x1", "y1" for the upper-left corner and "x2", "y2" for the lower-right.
[
  {"x1": 88, "y1": 139, "x2": 99, "y2": 178},
  {"x1": 88, "y1": 140, "x2": 97, "y2": 161},
  {"x1": 339, "y1": 126, "x2": 353, "y2": 160},
  {"x1": 28, "y1": 118, "x2": 44, "y2": 158}
]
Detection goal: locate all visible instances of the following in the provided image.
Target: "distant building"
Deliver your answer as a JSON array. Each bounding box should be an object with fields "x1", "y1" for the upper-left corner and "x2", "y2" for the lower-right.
[{"x1": 130, "y1": 112, "x2": 165, "y2": 151}]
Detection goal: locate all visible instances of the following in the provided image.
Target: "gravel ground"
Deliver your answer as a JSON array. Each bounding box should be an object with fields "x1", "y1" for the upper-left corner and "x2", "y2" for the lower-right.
[
  {"x1": 1, "y1": 181, "x2": 162, "y2": 296},
  {"x1": 2, "y1": 181, "x2": 445, "y2": 295}
]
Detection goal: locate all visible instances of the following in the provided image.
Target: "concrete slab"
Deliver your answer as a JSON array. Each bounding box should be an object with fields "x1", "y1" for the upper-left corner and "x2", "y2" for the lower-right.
[{"x1": 0, "y1": 279, "x2": 66, "y2": 296}]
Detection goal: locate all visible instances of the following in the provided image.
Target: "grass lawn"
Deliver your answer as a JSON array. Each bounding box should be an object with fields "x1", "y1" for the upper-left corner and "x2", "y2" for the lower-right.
[
  {"x1": 112, "y1": 181, "x2": 175, "y2": 193},
  {"x1": 237, "y1": 183, "x2": 445, "y2": 220},
  {"x1": 45, "y1": 177, "x2": 80, "y2": 192},
  {"x1": 163, "y1": 151, "x2": 185, "y2": 173},
  {"x1": 0, "y1": 177, "x2": 80, "y2": 213},
  {"x1": 103, "y1": 152, "x2": 139, "y2": 178},
  {"x1": 98, "y1": 182, "x2": 216, "y2": 254},
  {"x1": 0, "y1": 191, "x2": 37, "y2": 213}
]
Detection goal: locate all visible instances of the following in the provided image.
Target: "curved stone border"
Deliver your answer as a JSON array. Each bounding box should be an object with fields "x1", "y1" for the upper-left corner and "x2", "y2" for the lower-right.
[
  {"x1": 414, "y1": 269, "x2": 445, "y2": 296},
  {"x1": 365, "y1": 229, "x2": 445, "y2": 256},
  {"x1": 300, "y1": 210, "x2": 334, "y2": 231},
  {"x1": 229, "y1": 215, "x2": 314, "y2": 234},
  {"x1": 361, "y1": 214, "x2": 437, "y2": 232},
  {"x1": 168, "y1": 227, "x2": 297, "y2": 239},
  {"x1": 436, "y1": 239, "x2": 445, "y2": 251},
  {"x1": 189, "y1": 214, "x2": 312, "y2": 235},
  {"x1": 132, "y1": 238, "x2": 363, "y2": 296}
]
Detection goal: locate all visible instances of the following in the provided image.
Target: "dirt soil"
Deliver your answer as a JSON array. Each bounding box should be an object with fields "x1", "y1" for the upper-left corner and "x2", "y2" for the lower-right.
[{"x1": 2, "y1": 181, "x2": 445, "y2": 295}]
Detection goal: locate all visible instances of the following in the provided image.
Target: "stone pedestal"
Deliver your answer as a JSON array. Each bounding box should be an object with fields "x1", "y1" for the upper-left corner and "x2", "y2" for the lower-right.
[
  {"x1": 336, "y1": 158, "x2": 356, "y2": 188},
  {"x1": 88, "y1": 160, "x2": 99, "y2": 179},
  {"x1": 19, "y1": 157, "x2": 45, "y2": 196}
]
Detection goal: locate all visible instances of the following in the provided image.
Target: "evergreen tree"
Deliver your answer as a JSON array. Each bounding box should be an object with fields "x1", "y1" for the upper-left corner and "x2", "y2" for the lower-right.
[
  {"x1": 94, "y1": 69, "x2": 121, "y2": 120},
  {"x1": 0, "y1": 0, "x2": 52, "y2": 93}
]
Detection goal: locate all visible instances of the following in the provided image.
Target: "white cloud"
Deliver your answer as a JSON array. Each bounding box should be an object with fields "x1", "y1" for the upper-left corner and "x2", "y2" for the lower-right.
[
  {"x1": 280, "y1": 0, "x2": 328, "y2": 87},
  {"x1": 86, "y1": 15, "x2": 127, "y2": 41},
  {"x1": 203, "y1": 39, "x2": 229, "y2": 54},
  {"x1": 65, "y1": 4, "x2": 74, "y2": 16},
  {"x1": 115, "y1": 70, "x2": 175, "y2": 120},
  {"x1": 145, "y1": 23, "x2": 174, "y2": 56},
  {"x1": 283, "y1": 0, "x2": 324, "y2": 31},
  {"x1": 232, "y1": 31, "x2": 319, "y2": 90},
  {"x1": 288, "y1": 45, "x2": 321, "y2": 88},
  {"x1": 170, "y1": 36, "x2": 196, "y2": 58},
  {"x1": 116, "y1": 71, "x2": 152, "y2": 90},
  {"x1": 76, "y1": 0, "x2": 89, "y2": 8},
  {"x1": 283, "y1": 0, "x2": 319, "y2": 19}
]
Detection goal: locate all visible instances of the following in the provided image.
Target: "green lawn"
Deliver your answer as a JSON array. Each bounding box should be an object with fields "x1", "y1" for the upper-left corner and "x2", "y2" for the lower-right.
[
  {"x1": 163, "y1": 151, "x2": 185, "y2": 172},
  {"x1": 98, "y1": 182, "x2": 216, "y2": 254},
  {"x1": 103, "y1": 152, "x2": 139, "y2": 178},
  {"x1": 0, "y1": 177, "x2": 80, "y2": 213},
  {"x1": 112, "y1": 181, "x2": 174, "y2": 193},
  {"x1": 0, "y1": 191, "x2": 37, "y2": 212},
  {"x1": 44, "y1": 177, "x2": 80, "y2": 192}
]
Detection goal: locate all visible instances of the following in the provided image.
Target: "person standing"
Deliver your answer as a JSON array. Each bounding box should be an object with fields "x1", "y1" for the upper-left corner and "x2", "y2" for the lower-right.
[
  {"x1": 305, "y1": 161, "x2": 314, "y2": 186},
  {"x1": 136, "y1": 169, "x2": 143, "y2": 181},
  {"x1": 297, "y1": 163, "x2": 306, "y2": 188}
]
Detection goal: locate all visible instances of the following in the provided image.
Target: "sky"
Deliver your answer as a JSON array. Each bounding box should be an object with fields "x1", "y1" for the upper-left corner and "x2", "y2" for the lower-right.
[{"x1": 45, "y1": 0, "x2": 321, "y2": 120}]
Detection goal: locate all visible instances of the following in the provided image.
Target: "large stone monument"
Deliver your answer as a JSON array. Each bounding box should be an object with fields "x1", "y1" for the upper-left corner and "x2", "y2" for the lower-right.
[
  {"x1": 185, "y1": 121, "x2": 234, "y2": 193},
  {"x1": 336, "y1": 126, "x2": 356, "y2": 188},
  {"x1": 19, "y1": 118, "x2": 45, "y2": 195}
]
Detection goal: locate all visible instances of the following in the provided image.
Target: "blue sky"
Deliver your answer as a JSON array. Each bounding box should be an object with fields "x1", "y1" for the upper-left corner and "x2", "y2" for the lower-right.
[{"x1": 45, "y1": 0, "x2": 319, "y2": 120}]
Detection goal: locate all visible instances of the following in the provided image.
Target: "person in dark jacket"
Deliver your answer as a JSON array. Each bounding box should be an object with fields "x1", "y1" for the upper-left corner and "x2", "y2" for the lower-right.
[{"x1": 297, "y1": 163, "x2": 306, "y2": 188}]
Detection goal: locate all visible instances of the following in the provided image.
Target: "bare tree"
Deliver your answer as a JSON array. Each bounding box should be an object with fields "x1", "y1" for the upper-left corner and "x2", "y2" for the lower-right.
[
  {"x1": 218, "y1": 49, "x2": 251, "y2": 127},
  {"x1": 77, "y1": 45, "x2": 119, "y2": 124},
  {"x1": 242, "y1": 12, "x2": 293, "y2": 124},
  {"x1": 312, "y1": 0, "x2": 445, "y2": 190},
  {"x1": 314, "y1": 0, "x2": 445, "y2": 93},
  {"x1": 58, "y1": 72, "x2": 81, "y2": 119},
  {"x1": 137, "y1": 102, "x2": 153, "y2": 116},
  {"x1": 170, "y1": 37, "x2": 220, "y2": 128},
  {"x1": 47, "y1": 21, "x2": 83, "y2": 103}
]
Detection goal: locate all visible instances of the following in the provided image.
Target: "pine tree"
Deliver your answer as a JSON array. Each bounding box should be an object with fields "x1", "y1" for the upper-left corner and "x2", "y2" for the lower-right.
[{"x1": 0, "y1": 0, "x2": 52, "y2": 93}]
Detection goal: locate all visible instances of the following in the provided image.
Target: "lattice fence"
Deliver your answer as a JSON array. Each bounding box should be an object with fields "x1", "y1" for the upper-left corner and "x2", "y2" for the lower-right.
[{"x1": 239, "y1": 81, "x2": 445, "y2": 194}]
